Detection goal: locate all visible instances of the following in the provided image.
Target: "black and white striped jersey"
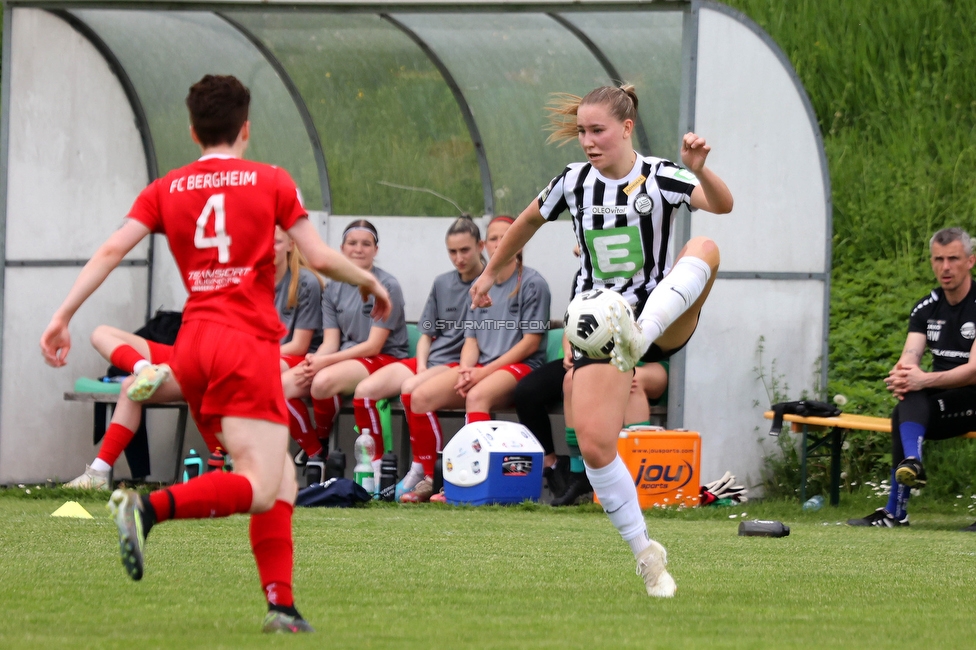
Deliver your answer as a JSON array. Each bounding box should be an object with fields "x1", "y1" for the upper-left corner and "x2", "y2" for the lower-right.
[{"x1": 536, "y1": 153, "x2": 699, "y2": 307}]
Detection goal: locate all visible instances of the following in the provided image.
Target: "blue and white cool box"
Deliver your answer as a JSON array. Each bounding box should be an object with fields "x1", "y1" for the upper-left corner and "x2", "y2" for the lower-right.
[{"x1": 442, "y1": 421, "x2": 544, "y2": 505}]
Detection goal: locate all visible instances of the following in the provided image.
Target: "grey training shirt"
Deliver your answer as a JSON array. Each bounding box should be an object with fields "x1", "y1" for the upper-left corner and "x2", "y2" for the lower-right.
[
  {"x1": 321, "y1": 265, "x2": 409, "y2": 358},
  {"x1": 419, "y1": 270, "x2": 476, "y2": 367},
  {"x1": 275, "y1": 267, "x2": 323, "y2": 349},
  {"x1": 462, "y1": 265, "x2": 550, "y2": 369}
]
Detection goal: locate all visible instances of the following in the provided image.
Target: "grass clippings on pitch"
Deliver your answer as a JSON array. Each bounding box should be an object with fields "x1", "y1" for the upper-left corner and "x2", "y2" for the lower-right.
[{"x1": 0, "y1": 489, "x2": 974, "y2": 649}]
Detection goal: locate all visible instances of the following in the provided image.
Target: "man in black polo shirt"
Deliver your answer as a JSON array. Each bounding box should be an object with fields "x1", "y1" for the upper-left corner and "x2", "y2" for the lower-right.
[{"x1": 849, "y1": 227, "x2": 976, "y2": 530}]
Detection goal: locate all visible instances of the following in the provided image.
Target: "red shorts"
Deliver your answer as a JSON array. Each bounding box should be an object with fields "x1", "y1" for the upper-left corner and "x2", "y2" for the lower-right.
[
  {"x1": 355, "y1": 354, "x2": 402, "y2": 375},
  {"x1": 280, "y1": 354, "x2": 306, "y2": 369},
  {"x1": 498, "y1": 363, "x2": 533, "y2": 381},
  {"x1": 147, "y1": 341, "x2": 173, "y2": 365},
  {"x1": 170, "y1": 320, "x2": 288, "y2": 445},
  {"x1": 396, "y1": 358, "x2": 459, "y2": 373}
]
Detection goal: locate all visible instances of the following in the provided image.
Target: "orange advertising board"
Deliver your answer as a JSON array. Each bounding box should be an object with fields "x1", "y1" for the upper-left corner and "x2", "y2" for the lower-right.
[{"x1": 595, "y1": 427, "x2": 701, "y2": 509}]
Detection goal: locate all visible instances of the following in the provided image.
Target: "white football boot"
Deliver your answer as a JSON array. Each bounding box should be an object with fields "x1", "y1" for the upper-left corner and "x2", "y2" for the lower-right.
[
  {"x1": 636, "y1": 540, "x2": 677, "y2": 597},
  {"x1": 64, "y1": 464, "x2": 111, "y2": 490},
  {"x1": 607, "y1": 301, "x2": 645, "y2": 372}
]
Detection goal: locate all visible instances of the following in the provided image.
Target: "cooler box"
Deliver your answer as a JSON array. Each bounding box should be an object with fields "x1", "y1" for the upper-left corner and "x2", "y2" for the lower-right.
[
  {"x1": 443, "y1": 421, "x2": 544, "y2": 505},
  {"x1": 595, "y1": 426, "x2": 701, "y2": 509}
]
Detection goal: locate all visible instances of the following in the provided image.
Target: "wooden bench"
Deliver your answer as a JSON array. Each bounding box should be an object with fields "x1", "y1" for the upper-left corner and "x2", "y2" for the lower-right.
[{"x1": 763, "y1": 411, "x2": 976, "y2": 506}]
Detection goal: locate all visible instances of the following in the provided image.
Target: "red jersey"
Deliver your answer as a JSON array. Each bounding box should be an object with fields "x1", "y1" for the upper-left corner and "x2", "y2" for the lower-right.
[{"x1": 128, "y1": 155, "x2": 306, "y2": 340}]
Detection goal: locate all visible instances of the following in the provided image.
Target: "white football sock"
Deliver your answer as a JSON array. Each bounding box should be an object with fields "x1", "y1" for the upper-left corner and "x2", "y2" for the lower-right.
[
  {"x1": 133, "y1": 359, "x2": 150, "y2": 375},
  {"x1": 585, "y1": 455, "x2": 649, "y2": 552},
  {"x1": 402, "y1": 462, "x2": 425, "y2": 489},
  {"x1": 638, "y1": 256, "x2": 712, "y2": 350},
  {"x1": 90, "y1": 458, "x2": 111, "y2": 473}
]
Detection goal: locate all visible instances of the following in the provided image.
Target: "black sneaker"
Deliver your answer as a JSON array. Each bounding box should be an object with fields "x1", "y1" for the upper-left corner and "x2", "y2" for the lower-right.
[
  {"x1": 551, "y1": 471, "x2": 593, "y2": 506},
  {"x1": 895, "y1": 457, "x2": 926, "y2": 487},
  {"x1": 962, "y1": 520, "x2": 976, "y2": 532},
  {"x1": 543, "y1": 455, "x2": 571, "y2": 498},
  {"x1": 847, "y1": 508, "x2": 909, "y2": 528}
]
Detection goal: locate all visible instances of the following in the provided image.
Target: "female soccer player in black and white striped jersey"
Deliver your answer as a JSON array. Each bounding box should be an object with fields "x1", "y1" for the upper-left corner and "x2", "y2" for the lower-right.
[
  {"x1": 352, "y1": 216, "x2": 486, "y2": 503},
  {"x1": 470, "y1": 85, "x2": 733, "y2": 598}
]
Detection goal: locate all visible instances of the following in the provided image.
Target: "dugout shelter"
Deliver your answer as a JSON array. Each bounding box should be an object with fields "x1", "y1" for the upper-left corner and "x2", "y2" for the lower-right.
[{"x1": 0, "y1": 0, "x2": 831, "y2": 491}]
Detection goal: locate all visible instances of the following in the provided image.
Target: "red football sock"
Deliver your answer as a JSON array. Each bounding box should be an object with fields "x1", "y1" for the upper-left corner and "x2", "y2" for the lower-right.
[
  {"x1": 286, "y1": 399, "x2": 322, "y2": 456},
  {"x1": 96, "y1": 423, "x2": 135, "y2": 466},
  {"x1": 466, "y1": 411, "x2": 490, "y2": 425},
  {"x1": 148, "y1": 471, "x2": 253, "y2": 523},
  {"x1": 110, "y1": 345, "x2": 146, "y2": 374},
  {"x1": 405, "y1": 394, "x2": 442, "y2": 477},
  {"x1": 250, "y1": 500, "x2": 295, "y2": 608},
  {"x1": 311, "y1": 395, "x2": 339, "y2": 449},
  {"x1": 353, "y1": 397, "x2": 385, "y2": 457}
]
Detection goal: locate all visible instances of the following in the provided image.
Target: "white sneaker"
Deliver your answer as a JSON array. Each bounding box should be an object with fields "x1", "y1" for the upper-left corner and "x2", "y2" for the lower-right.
[
  {"x1": 607, "y1": 302, "x2": 645, "y2": 372},
  {"x1": 636, "y1": 540, "x2": 677, "y2": 597},
  {"x1": 127, "y1": 363, "x2": 171, "y2": 402},
  {"x1": 64, "y1": 464, "x2": 111, "y2": 490}
]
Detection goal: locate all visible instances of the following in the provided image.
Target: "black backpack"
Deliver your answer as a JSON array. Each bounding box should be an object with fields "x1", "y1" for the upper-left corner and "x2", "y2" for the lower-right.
[
  {"x1": 768, "y1": 400, "x2": 842, "y2": 436},
  {"x1": 105, "y1": 310, "x2": 183, "y2": 378}
]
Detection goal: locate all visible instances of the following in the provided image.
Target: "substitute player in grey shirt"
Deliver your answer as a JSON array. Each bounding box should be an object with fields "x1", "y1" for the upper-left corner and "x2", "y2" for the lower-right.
[
  {"x1": 411, "y1": 216, "x2": 551, "y2": 430},
  {"x1": 281, "y1": 220, "x2": 407, "y2": 463},
  {"x1": 354, "y1": 216, "x2": 488, "y2": 502},
  {"x1": 273, "y1": 226, "x2": 324, "y2": 365},
  {"x1": 320, "y1": 265, "x2": 408, "y2": 358},
  {"x1": 273, "y1": 225, "x2": 326, "y2": 462}
]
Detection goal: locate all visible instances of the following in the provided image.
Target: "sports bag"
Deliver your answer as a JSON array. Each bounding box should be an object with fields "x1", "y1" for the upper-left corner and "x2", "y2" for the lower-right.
[
  {"x1": 296, "y1": 478, "x2": 372, "y2": 508},
  {"x1": 768, "y1": 400, "x2": 841, "y2": 436}
]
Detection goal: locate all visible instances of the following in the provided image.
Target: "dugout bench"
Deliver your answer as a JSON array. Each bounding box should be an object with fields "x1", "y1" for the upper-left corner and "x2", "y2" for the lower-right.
[
  {"x1": 762, "y1": 411, "x2": 976, "y2": 506},
  {"x1": 63, "y1": 393, "x2": 666, "y2": 485},
  {"x1": 63, "y1": 323, "x2": 667, "y2": 484}
]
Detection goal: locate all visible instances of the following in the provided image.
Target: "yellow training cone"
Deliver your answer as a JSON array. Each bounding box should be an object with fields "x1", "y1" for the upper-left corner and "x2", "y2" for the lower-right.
[{"x1": 51, "y1": 501, "x2": 94, "y2": 519}]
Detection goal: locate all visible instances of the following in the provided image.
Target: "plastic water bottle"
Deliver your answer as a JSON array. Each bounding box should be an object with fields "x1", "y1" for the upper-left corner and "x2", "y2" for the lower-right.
[
  {"x1": 206, "y1": 448, "x2": 226, "y2": 472},
  {"x1": 353, "y1": 430, "x2": 376, "y2": 494},
  {"x1": 802, "y1": 495, "x2": 825, "y2": 511},
  {"x1": 738, "y1": 520, "x2": 790, "y2": 537},
  {"x1": 182, "y1": 449, "x2": 203, "y2": 483},
  {"x1": 325, "y1": 448, "x2": 346, "y2": 480},
  {"x1": 378, "y1": 452, "x2": 398, "y2": 502}
]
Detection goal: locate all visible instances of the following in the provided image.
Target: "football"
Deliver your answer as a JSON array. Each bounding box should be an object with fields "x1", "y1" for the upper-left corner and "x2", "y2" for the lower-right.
[{"x1": 565, "y1": 288, "x2": 633, "y2": 359}]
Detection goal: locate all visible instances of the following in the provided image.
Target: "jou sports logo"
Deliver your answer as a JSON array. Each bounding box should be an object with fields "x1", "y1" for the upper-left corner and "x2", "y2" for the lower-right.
[{"x1": 633, "y1": 460, "x2": 694, "y2": 495}]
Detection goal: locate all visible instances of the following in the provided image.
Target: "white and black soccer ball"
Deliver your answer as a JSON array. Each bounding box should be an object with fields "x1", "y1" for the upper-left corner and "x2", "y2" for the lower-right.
[{"x1": 565, "y1": 288, "x2": 633, "y2": 359}]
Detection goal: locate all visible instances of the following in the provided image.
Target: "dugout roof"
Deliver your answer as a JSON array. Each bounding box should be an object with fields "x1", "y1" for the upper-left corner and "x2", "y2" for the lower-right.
[{"x1": 0, "y1": 0, "x2": 831, "y2": 491}]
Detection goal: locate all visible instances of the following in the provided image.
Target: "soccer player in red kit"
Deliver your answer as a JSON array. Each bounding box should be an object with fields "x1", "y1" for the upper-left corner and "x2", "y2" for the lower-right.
[{"x1": 40, "y1": 75, "x2": 391, "y2": 633}]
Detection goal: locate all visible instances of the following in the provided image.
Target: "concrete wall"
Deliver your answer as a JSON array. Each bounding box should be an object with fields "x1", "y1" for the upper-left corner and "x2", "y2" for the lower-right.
[
  {"x1": 680, "y1": 3, "x2": 829, "y2": 488},
  {"x1": 0, "y1": 9, "x2": 165, "y2": 484}
]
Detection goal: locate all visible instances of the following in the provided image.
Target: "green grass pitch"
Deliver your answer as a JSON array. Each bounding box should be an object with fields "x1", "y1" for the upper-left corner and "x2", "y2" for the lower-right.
[{"x1": 1, "y1": 490, "x2": 974, "y2": 649}]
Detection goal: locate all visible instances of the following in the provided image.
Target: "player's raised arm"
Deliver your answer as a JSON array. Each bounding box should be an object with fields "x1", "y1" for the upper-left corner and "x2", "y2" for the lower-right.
[
  {"x1": 469, "y1": 206, "x2": 546, "y2": 308},
  {"x1": 286, "y1": 217, "x2": 391, "y2": 321},
  {"x1": 683, "y1": 132, "x2": 733, "y2": 214},
  {"x1": 40, "y1": 219, "x2": 151, "y2": 367}
]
